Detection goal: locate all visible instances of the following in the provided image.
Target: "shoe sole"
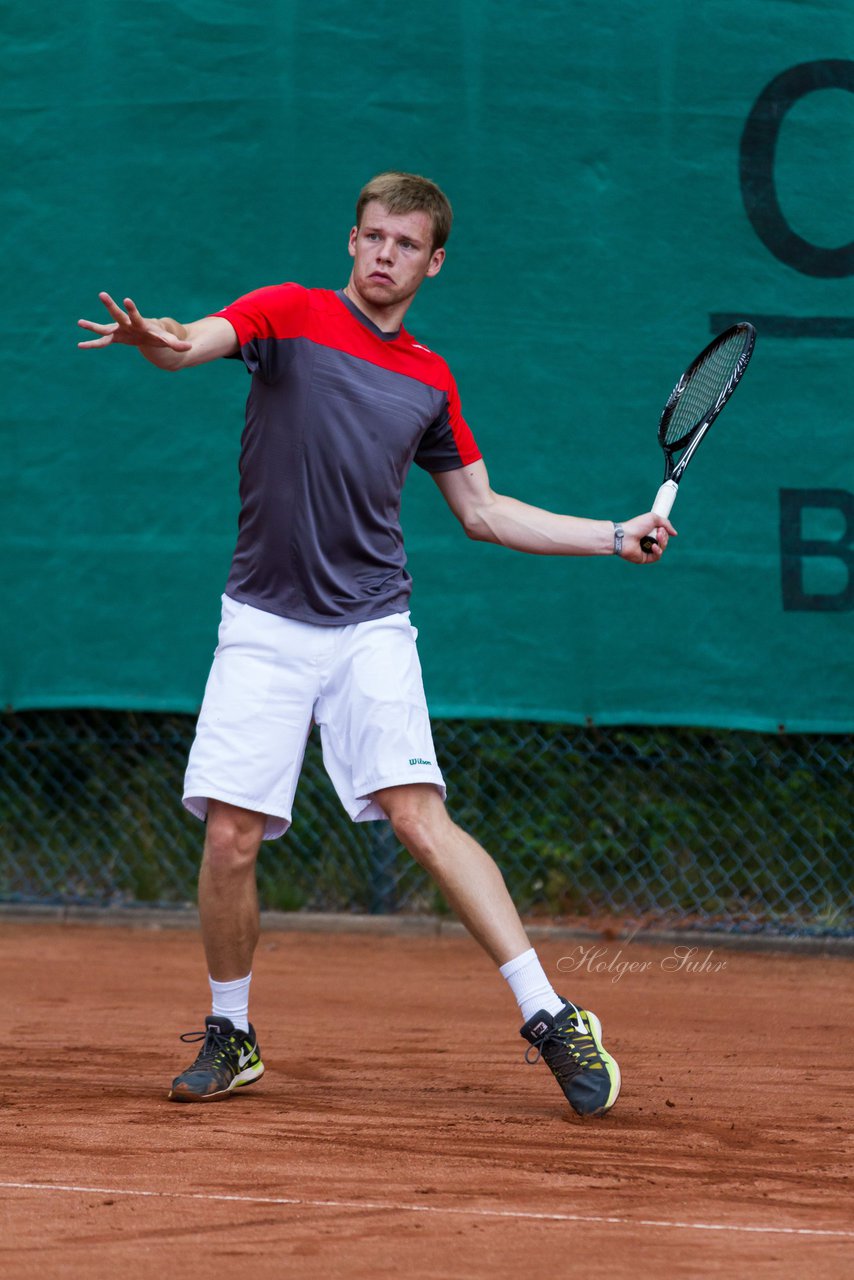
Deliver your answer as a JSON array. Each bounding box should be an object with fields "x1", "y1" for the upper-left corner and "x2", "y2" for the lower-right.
[
  {"x1": 583, "y1": 1011, "x2": 621, "y2": 1116},
  {"x1": 168, "y1": 1061, "x2": 265, "y2": 1103}
]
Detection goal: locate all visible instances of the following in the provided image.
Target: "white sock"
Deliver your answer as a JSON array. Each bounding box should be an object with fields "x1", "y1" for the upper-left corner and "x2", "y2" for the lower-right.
[
  {"x1": 209, "y1": 973, "x2": 252, "y2": 1033},
  {"x1": 500, "y1": 948, "x2": 566, "y2": 1023}
]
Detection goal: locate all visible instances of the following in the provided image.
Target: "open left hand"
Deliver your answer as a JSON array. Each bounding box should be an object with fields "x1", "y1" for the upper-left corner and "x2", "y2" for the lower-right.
[{"x1": 77, "y1": 292, "x2": 192, "y2": 352}]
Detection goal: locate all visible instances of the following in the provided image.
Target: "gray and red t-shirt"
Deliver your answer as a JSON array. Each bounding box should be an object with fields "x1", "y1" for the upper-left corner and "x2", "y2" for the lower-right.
[{"x1": 214, "y1": 284, "x2": 480, "y2": 625}]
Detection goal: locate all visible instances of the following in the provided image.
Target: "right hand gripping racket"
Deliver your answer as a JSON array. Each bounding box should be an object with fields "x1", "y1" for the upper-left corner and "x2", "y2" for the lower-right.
[{"x1": 640, "y1": 322, "x2": 756, "y2": 552}]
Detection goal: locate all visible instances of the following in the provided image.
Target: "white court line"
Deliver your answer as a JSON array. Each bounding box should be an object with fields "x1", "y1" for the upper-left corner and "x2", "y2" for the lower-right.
[{"x1": 1, "y1": 1181, "x2": 852, "y2": 1240}]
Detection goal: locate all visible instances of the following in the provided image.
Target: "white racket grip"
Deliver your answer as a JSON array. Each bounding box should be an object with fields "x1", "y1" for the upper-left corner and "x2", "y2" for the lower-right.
[
  {"x1": 639, "y1": 479, "x2": 678, "y2": 552},
  {"x1": 651, "y1": 479, "x2": 678, "y2": 520}
]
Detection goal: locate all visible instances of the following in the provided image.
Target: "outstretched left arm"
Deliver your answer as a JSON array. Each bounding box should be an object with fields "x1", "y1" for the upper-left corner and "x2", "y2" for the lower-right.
[{"x1": 433, "y1": 460, "x2": 675, "y2": 564}]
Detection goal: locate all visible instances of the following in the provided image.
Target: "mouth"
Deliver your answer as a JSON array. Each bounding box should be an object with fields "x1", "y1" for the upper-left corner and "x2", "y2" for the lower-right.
[{"x1": 368, "y1": 271, "x2": 394, "y2": 284}]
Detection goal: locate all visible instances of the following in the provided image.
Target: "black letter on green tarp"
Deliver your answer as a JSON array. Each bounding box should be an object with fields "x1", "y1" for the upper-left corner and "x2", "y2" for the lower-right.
[
  {"x1": 741, "y1": 61, "x2": 854, "y2": 278},
  {"x1": 780, "y1": 489, "x2": 854, "y2": 611}
]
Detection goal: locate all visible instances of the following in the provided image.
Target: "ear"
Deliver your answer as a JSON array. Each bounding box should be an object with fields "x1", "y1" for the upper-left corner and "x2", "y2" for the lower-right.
[
  {"x1": 348, "y1": 226, "x2": 358, "y2": 259},
  {"x1": 425, "y1": 247, "x2": 445, "y2": 279}
]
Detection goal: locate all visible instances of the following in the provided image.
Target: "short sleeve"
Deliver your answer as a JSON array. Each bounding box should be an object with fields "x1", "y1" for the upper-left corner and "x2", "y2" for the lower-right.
[
  {"x1": 414, "y1": 374, "x2": 482, "y2": 473},
  {"x1": 211, "y1": 283, "x2": 309, "y2": 381}
]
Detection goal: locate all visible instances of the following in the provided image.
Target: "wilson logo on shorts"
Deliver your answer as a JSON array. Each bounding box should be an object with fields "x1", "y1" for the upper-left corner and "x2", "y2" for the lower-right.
[{"x1": 408, "y1": 757, "x2": 432, "y2": 766}]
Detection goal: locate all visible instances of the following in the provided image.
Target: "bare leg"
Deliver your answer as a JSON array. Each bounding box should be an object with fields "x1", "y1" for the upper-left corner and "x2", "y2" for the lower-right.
[
  {"x1": 373, "y1": 783, "x2": 531, "y2": 966},
  {"x1": 197, "y1": 799, "x2": 267, "y2": 980},
  {"x1": 373, "y1": 784, "x2": 621, "y2": 1119}
]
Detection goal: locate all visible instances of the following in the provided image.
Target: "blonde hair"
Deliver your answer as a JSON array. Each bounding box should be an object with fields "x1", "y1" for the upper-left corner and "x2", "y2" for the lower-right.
[{"x1": 355, "y1": 171, "x2": 453, "y2": 250}]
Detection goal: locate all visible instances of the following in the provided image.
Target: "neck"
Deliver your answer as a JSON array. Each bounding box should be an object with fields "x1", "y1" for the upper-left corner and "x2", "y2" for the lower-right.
[{"x1": 343, "y1": 279, "x2": 410, "y2": 333}]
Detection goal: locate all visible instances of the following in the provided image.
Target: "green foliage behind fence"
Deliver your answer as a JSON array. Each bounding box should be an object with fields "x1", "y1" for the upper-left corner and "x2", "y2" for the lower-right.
[{"x1": 1, "y1": 711, "x2": 850, "y2": 935}]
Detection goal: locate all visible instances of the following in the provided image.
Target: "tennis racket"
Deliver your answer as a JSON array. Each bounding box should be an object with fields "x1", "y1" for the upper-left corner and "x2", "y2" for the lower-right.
[{"x1": 640, "y1": 322, "x2": 756, "y2": 552}]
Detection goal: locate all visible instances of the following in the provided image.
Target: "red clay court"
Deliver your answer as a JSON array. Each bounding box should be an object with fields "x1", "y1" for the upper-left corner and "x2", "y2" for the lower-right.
[{"x1": 1, "y1": 919, "x2": 852, "y2": 1278}]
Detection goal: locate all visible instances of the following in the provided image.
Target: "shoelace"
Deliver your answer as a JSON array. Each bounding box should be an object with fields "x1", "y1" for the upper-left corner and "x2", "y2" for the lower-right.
[
  {"x1": 524, "y1": 1004, "x2": 594, "y2": 1082},
  {"x1": 179, "y1": 1025, "x2": 234, "y2": 1067}
]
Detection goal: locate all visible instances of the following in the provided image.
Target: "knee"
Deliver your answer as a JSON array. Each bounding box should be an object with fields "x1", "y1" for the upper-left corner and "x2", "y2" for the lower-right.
[
  {"x1": 202, "y1": 803, "x2": 264, "y2": 875},
  {"x1": 389, "y1": 804, "x2": 451, "y2": 872}
]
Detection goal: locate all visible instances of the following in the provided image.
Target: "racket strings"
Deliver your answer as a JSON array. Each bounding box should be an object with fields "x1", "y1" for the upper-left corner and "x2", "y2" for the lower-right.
[{"x1": 663, "y1": 331, "x2": 749, "y2": 447}]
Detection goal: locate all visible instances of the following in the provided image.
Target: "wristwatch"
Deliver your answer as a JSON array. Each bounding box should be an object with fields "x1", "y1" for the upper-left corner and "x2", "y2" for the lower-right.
[{"x1": 612, "y1": 522, "x2": 625, "y2": 557}]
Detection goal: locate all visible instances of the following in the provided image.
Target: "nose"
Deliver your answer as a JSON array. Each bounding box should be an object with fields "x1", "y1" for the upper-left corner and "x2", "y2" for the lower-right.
[{"x1": 377, "y1": 237, "x2": 396, "y2": 264}]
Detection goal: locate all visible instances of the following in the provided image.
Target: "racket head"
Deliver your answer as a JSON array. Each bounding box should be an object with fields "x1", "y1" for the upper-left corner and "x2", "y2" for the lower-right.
[{"x1": 659, "y1": 322, "x2": 756, "y2": 454}]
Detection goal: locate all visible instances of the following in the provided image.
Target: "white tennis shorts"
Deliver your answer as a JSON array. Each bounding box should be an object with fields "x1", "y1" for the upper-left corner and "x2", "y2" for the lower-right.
[{"x1": 183, "y1": 596, "x2": 446, "y2": 839}]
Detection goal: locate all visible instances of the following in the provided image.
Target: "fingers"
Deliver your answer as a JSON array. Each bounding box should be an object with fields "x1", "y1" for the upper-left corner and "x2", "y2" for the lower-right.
[
  {"x1": 116, "y1": 294, "x2": 193, "y2": 350},
  {"x1": 98, "y1": 291, "x2": 130, "y2": 323},
  {"x1": 643, "y1": 526, "x2": 670, "y2": 558},
  {"x1": 642, "y1": 515, "x2": 676, "y2": 558},
  {"x1": 77, "y1": 317, "x2": 119, "y2": 348},
  {"x1": 651, "y1": 518, "x2": 676, "y2": 556},
  {"x1": 77, "y1": 333, "x2": 118, "y2": 348},
  {"x1": 645, "y1": 522, "x2": 676, "y2": 560},
  {"x1": 76, "y1": 292, "x2": 130, "y2": 348},
  {"x1": 624, "y1": 512, "x2": 679, "y2": 563},
  {"x1": 78, "y1": 292, "x2": 192, "y2": 352},
  {"x1": 93, "y1": 292, "x2": 141, "y2": 337},
  {"x1": 77, "y1": 317, "x2": 119, "y2": 335}
]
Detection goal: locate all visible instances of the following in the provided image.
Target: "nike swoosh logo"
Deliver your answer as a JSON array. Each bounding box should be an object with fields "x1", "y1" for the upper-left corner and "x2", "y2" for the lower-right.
[{"x1": 238, "y1": 1045, "x2": 255, "y2": 1069}]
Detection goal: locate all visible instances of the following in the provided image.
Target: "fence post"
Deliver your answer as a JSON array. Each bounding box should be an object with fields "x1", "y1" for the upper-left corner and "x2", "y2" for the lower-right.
[{"x1": 368, "y1": 822, "x2": 398, "y2": 915}]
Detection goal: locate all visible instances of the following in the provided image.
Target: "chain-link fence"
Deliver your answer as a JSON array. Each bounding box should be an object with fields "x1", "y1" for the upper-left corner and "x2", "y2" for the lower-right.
[{"x1": 0, "y1": 710, "x2": 851, "y2": 935}]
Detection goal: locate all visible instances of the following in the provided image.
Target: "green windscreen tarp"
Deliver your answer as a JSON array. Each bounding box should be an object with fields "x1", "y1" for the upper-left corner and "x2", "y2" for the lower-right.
[{"x1": 2, "y1": 3, "x2": 853, "y2": 731}]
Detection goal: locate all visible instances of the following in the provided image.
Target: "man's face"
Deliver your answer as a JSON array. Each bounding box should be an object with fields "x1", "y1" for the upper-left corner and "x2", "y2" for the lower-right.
[{"x1": 348, "y1": 201, "x2": 445, "y2": 311}]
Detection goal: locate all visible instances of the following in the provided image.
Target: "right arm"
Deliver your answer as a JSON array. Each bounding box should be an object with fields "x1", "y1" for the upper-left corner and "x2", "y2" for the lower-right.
[{"x1": 77, "y1": 292, "x2": 238, "y2": 370}]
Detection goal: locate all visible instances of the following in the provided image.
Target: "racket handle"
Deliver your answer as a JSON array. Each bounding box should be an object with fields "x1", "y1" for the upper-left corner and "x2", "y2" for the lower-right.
[{"x1": 640, "y1": 480, "x2": 678, "y2": 553}]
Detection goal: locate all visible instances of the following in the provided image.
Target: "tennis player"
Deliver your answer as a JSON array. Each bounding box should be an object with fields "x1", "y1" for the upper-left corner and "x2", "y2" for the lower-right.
[{"x1": 78, "y1": 172, "x2": 674, "y2": 1118}]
